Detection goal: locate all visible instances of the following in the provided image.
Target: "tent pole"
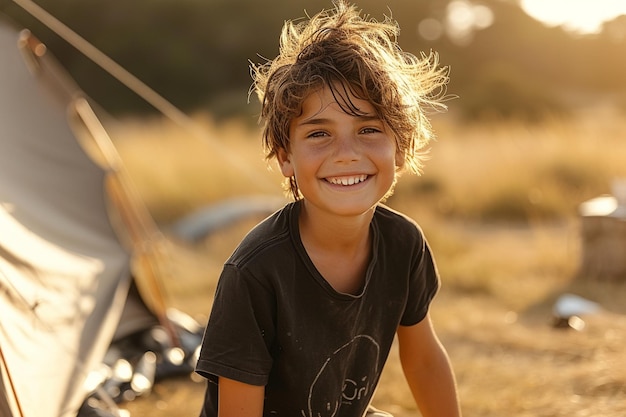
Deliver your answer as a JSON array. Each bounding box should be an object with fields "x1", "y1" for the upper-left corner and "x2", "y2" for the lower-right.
[
  {"x1": 72, "y1": 97, "x2": 181, "y2": 349},
  {"x1": 0, "y1": 343, "x2": 24, "y2": 417}
]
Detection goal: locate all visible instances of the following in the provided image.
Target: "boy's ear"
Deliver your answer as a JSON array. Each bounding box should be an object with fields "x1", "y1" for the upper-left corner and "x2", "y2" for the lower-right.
[
  {"x1": 395, "y1": 149, "x2": 406, "y2": 170},
  {"x1": 276, "y1": 147, "x2": 294, "y2": 177}
]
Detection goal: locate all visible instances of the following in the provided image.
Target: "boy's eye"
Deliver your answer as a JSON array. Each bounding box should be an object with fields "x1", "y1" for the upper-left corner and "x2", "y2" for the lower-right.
[
  {"x1": 360, "y1": 127, "x2": 381, "y2": 134},
  {"x1": 307, "y1": 131, "x2": 328, "y2": 138}
]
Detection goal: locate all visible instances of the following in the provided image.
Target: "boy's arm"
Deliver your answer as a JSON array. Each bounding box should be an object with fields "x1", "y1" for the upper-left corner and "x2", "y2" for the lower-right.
[
  {"x1": 396, "y1": 313, "x2": 462, "y2": 417},
  {"x1": 217, "y1": 377, "x2": 265, "y2": 417}
]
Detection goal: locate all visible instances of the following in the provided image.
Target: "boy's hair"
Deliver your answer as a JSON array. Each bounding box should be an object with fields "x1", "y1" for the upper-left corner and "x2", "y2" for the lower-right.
[{"x1": 251, "y1": 0, "x2": 449, "y2": 199}]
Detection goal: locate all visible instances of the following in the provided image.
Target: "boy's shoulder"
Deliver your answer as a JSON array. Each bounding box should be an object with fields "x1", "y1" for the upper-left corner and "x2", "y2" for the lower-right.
[
  {"x1": 374, "y1": 204, "x2": 426, "y2": 243},
  {"x1": 374, "y1": 204, "x2": 421, "y2": 229},
  {"x1": 226, "y1": 202, "x2": 296, "y2": 267},
  {"x1": 373, "y1": 205, "x2": 430, "y2": 265}
]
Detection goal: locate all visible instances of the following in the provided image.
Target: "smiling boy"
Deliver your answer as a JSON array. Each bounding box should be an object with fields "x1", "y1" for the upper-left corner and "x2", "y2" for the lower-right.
[{"x1": 195, "y1": 2, "x2": 461, "y2": 416}]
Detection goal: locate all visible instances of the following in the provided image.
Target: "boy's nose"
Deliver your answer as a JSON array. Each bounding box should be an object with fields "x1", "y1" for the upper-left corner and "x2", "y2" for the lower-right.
[{"x1": 333, "y1": 133, "x2": 360, "y2": 162}]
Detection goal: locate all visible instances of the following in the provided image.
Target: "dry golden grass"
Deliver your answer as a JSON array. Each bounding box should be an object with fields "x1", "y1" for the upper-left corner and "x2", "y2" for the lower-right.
[{"x1": 107, "y1": 108, "x2": 626, "y2": 417}]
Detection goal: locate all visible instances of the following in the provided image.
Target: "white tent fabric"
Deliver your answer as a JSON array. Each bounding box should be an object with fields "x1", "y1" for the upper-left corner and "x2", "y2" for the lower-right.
[{"x1": 0, "y1": 17, "x2": 131, "y2": 417}]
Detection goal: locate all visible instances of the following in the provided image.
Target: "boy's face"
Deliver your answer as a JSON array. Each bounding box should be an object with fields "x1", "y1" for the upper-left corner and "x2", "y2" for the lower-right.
[{"x1": 277, "y1": 84, "x2": 399, "y2": 217}]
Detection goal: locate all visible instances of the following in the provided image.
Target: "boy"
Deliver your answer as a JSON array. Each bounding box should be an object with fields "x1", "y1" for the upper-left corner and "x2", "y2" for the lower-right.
[{"x1": 195, "y1": 1, "x2": 461, "y2": 416}]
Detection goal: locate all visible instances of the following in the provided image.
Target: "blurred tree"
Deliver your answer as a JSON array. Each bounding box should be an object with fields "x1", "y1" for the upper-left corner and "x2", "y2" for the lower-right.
[{"x1": 0, "y1": 0, "x2": 624, "y2": 120}]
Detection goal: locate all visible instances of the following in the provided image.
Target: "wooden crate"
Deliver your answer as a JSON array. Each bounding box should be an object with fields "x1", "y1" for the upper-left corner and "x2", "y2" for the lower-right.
[{"x1": 578, "y1": 195, "x2": 626, "y2": 281}]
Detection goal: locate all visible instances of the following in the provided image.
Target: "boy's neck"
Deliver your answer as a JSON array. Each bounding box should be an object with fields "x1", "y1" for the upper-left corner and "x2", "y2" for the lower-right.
[
  {"x1": 298, "y1": 200, "x2": 374, "y2": 251},
  {"x1": 298, "y1": 200, "x2": 375, "y2": 295}
]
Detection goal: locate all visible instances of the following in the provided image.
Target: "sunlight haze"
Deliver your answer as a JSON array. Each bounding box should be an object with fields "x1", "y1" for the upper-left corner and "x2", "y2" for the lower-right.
[{"x1": 521, "y1": 0, "x2": 626, "y2": 33}]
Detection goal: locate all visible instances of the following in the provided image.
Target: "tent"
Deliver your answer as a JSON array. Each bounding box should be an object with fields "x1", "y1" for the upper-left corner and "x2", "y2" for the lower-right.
[
  {"x1": 0, "y1": 12, "x2": 285, "y2": 416},
  {"x1": 0, "y1": 14, "x2": 233, "y2": 417}
]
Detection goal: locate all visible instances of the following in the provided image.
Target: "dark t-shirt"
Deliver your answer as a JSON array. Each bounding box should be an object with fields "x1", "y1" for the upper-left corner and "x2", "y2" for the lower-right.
[{"x1": 195, "y1": 201, "x2": 439, "y2": 417}]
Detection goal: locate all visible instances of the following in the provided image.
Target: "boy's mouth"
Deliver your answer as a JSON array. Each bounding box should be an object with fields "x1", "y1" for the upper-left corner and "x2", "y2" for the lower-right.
[{"x1": 325, "y1": 174, "x2": 369, "y2": 186}]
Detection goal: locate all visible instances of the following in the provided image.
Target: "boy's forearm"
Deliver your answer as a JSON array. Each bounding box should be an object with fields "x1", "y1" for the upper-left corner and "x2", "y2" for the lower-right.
[
  {"x1": 397, "y1": 318, "x2": 461, "y2": 417},
  {"x1": 403, "y1": 349, "x2": 461, "y2": 417}
]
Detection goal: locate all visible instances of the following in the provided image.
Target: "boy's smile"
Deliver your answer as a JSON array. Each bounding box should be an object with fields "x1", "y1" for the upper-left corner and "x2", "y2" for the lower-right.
[
  {"x1": 278, "y1": 84, "x2": 399, "y2": 219},
  {"x1": 325, "y1": 174, "x2": 369, "y2": 186}
]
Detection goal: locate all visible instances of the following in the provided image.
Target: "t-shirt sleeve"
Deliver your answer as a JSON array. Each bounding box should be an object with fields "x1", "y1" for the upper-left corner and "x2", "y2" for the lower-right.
[
  {"x1": 399, "y1": 235, "x2": 440, "y2": 326},
  {"x1": 195, "y1": 264, "x2": 275, "y2": 386}
]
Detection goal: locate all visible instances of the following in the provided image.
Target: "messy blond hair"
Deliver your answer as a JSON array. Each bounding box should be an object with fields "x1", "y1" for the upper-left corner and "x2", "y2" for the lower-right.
[{"x1": 250, "y1": 0, "x2": 449, "y2": 199}]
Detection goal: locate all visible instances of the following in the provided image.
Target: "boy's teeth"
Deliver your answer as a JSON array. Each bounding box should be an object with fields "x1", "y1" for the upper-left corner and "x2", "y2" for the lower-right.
[{"x1": 328, "y1": 175, "x2": 367, "y2": 185}]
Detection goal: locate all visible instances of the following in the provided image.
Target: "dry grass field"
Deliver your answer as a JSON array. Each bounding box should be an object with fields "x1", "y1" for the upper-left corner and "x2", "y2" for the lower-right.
[{"x1": 106, "y1": 107, "x2": 626, "y2": 417}]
